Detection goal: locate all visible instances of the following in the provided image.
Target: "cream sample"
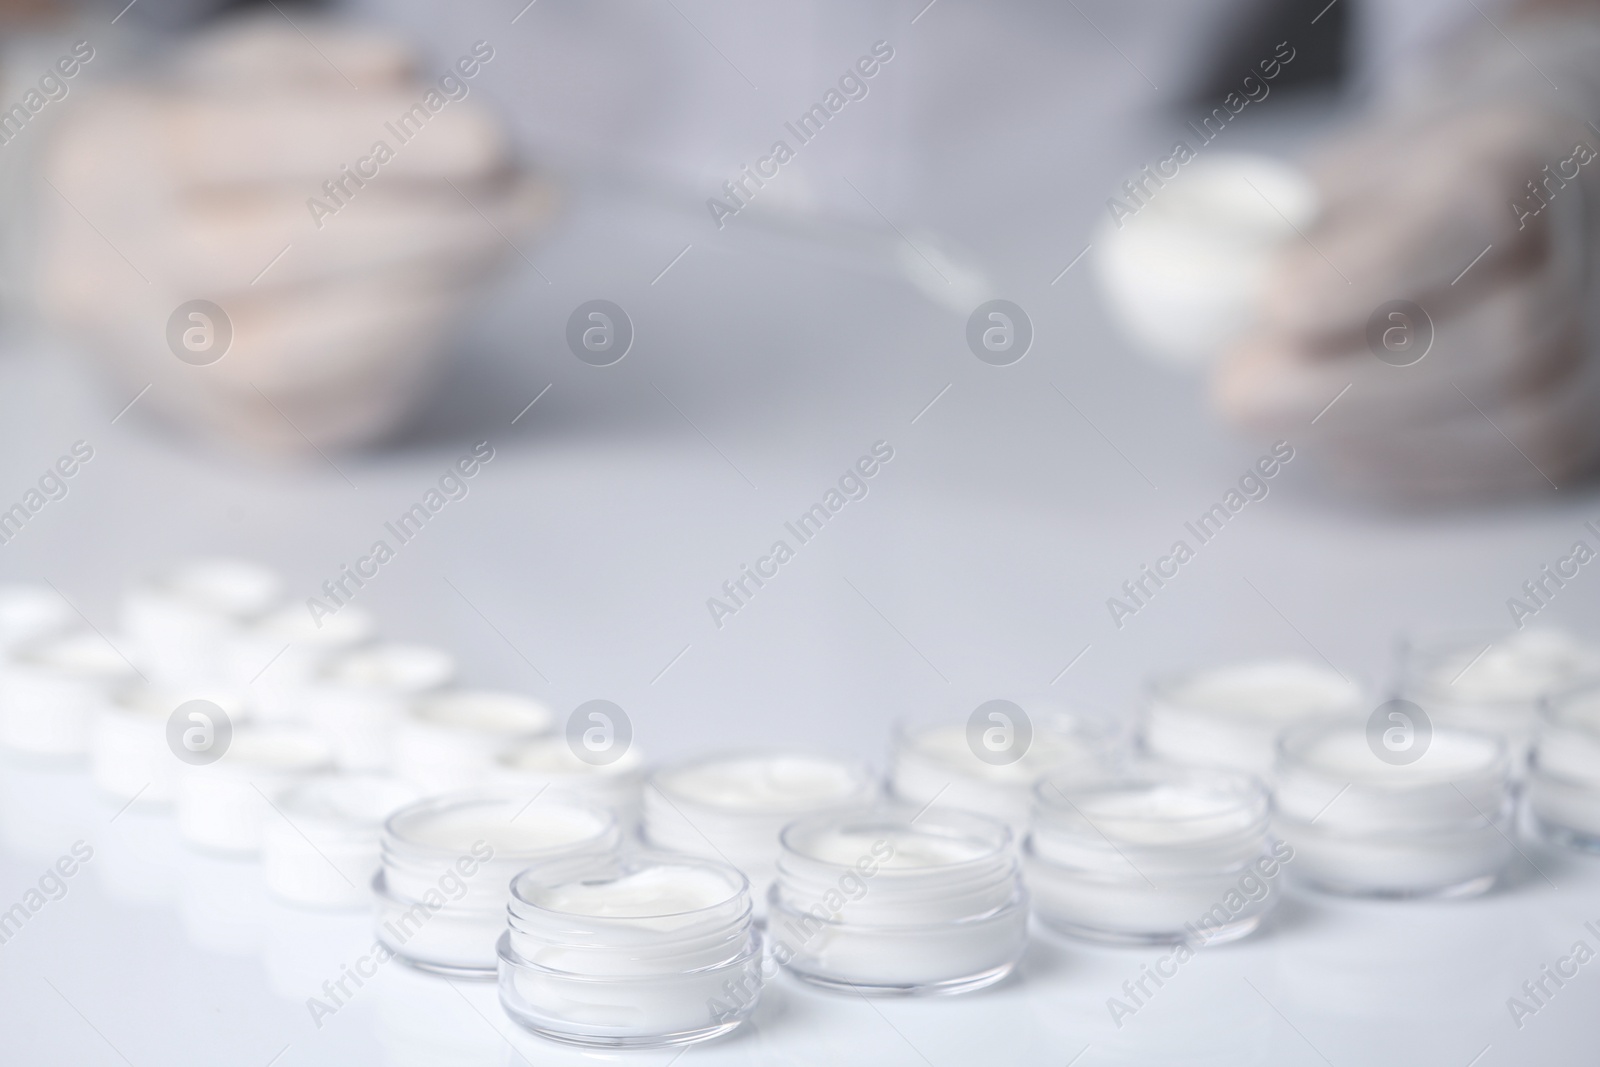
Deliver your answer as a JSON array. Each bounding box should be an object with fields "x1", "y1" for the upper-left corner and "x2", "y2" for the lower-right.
[{"x1": 393, "y1": 690, "x2": 553, "y2": 792}]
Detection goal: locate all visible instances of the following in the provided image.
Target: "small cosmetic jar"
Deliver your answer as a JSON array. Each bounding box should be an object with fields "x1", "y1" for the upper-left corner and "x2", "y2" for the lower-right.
[
  {"x1": 0, "y1": 631, "x2": 138, "y2": 758},
  {"x1": 0, "y1": 584, "x2": 74, "y2": 653},
  {"x1": 177, "y1": 726, "x2": 334, "y2": 855},
  {"x1": 644, "y1": 751, "x2": 878, "y2": 913},
  {"x1": 393, "y1": 690, "x2": 554, "y2": 793},
  {"x1": 769, "y1": 808, "x2": 1028, "y2": 995},
  {"x1": 1527, "y1": 685, "x2": 1600, "y2": 851},
  {"x1": 1274, "y1": 720, "x2": 1513, "y2": 898},
  {"x1": 91, "y1": 685, "x2": 244, "y2": 805},
  {"x1": 263, "y1": 772, "x2": 421, "y2": 909},
  {"x1": 121, "y1": 559, "x2": 283, "y2": 687},
  {"x1": 376, "y1": 793, "x2": 619, "y2": 977},
  {"x1": 1401, "y1": 629, "x2": 1600, "y2": 765},
  {"x1": 1025, "y1": 767, "x2": 1279, "y2": 944},
  {"x1": 890, "y1": 709, "x2": 1112, "y2": 833},
  {"x1": 228, "y1": 604, "x2": 374, "y2": 722},
  {"x1": 498, "y1": 853, "x2": 763, "y2": 1048},
  {"x1": 1142, "y1": 659, "x2": 1364, "y2": 778},
  {"x1": 307, "y1": 643, "x2": 456, "y2": 770},
  {"x1": 493, "y1": 737, "x2": 648, "y2": 833}
]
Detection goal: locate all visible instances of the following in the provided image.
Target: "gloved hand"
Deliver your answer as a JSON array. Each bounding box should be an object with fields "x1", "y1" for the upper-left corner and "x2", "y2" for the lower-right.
[
  {"x1": 38, "y1": 17, "x2": 553, "y2": 453},
  {"x1": 1212, "y1": 14, "x2": 1600, "y2": 501}
]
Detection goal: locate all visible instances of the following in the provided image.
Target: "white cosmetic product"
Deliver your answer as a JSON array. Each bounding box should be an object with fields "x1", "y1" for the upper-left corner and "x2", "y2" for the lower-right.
[
  {"x1": 499, "y1": 853, "x2": 762, "y2": 1048},
  {"x1": 263, "y1": 773, "x2": 421, "y2": 909},
  {"x1": 1527, "y1": 685, "x2": 1600, "y2": 850},
  {"x1": 1143, "y1": 659, "x2": 1365, "y2": 778},
  {"x1": 644, "y1": 751, "x2": 879, "y2": 915},
  {"x1": 1274, "y1": 720, "x2": 1513, "y2": 898},
  {"x1": 306, "y1": 643, "x2": 455, "y2": 770},
  {"x1": 769, "y1": 808, "x2": 1028, "y2": 995},
  {"x1": 177, "y1": 726, "x2": 333, "y2": 856},
  {"x1": 393, "y1": 691, "x2": 554, "y2": 793},
  {"x1": 493, "y1": 737, "x2": 648, "y2": 834},
  {"x1": 1402, "y1": 629, "x2": 1600, "y2": 764},
  {"x1": 228, "y1": 604, "x2": 374, "y2": 722},
  {"x1": 0, "y1": 631, "x2": 138, "y2": 758},
  {"x1": 1094, "y1": 153, "x2": 1319, "y2": 367},
  {"x1": 91, "y1": 685, "x2": 244, "y2": 806},
  {"x1": 0, "y1": 584, "x2": 74, "y2": 653},
  {"x1": 121, "y1": 559, "x2": 284, "y2": 687},
  {"x1": 890, "y1": 711, "x2": 1111, "y2": 834},
  {"x1": 1026, "y1": 767, "x2": 1279, "y2": 944},
  {"x1": 376, "y1": 793, "x2": 619, "y2": 977}
]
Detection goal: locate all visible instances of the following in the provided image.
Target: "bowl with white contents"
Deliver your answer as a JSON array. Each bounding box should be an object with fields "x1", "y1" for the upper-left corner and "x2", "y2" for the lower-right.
[
  {"x1": 1026, "y1": 766, "x2": 1282, "y2": 944},
  {"x1": 1274, "y1": 719, "x2": 1513, "y2": 899},
  {"x1": 499, "y1": 852, "x2": 762, "y2": 1048}
]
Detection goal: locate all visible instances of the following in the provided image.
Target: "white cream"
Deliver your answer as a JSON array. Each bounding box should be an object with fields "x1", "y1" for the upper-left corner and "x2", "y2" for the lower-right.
[
  {"x1": 228, "y1": 604, "x2": 374, "y2": 722},
  {"x1": 1094, "y1": 153, "x2": 1319, "y2": 367},
  {"x1": 1274, "y1": 721, "x2": 1512, "y2": 897},
  {"x1": 262, "y1": 773, "x2": 420, "y2": 909},
  {"x1": 1143, "y1": 659, "x2": 1364, "y2": 778},
  {"x1": 769, "y1": 809, "x2": 1027, "y2": 994},
  {"x1": 644, "y1": 752, "x2": 878, "y2": 915},
  {"x1": 890, "y1": 713, "x2": 1109, "y2": 833},
  {"x1": 306, "y1": 643, "x2": 455, "y2": 770},
  {"x1": 0, "y1": 630, "x2": 138, "y2": 758},
  {"x1": 393, "y1": 690, "x2": 553, "y2": 792},
  {"x1": 493, "y1": 736, "x2": 647, "y2": 833},
  {"x1": 499, "y1": 855, "x2": 761, "y2": 1048},
  {"x1": 1528, "y1": 685, "x2": 1600, "y2": 849},
  {"x1": 121, "y1": 559, "x2": 283, "y2": 688},
  {"x1": 90, "y1": 684, "x2": 243, "y2": 805},
  {"x1": 377, "y1": 793, "x2": 619, "y2": 976},
  {"x1": 1026, "y1": 768, "x2": 1278, "y2": 943},
  {"x1": 177, "y1": 726, "x2": 333, "y2": 855}
]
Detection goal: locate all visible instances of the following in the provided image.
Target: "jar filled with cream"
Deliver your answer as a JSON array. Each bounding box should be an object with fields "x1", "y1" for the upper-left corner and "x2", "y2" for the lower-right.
[
  {"x1": 376, "y1": 792, "x2": 618, "y2": 977},
  {"x1": 769, "y1": 808, "x2": 1027, "y2": 995},
  {"x1": 1026, "y1": 766, "x2": 1281, "y2": 944},
  {"x1": 1274, "y1": 719, "x2": 1513, "y2": 898},
  {"x1": 498, "y1": 853, "x2": 762, "y2": 1048}
]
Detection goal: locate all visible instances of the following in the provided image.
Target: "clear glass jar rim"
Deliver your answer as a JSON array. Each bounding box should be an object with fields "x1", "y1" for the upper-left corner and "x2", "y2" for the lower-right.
[
  {"x1": 778, "y1": 806, "x2": 1013, "y2": 873},
  {"x1": 649, "y1": 748, "x2": 878, "y2": 815},
  {"x1": 496, "y1": 929, "x2": 761, "y2": 982},
  {"x1": 1033, "y1": 765, "x2": 1270, "y2": 829},
  {"x1": 509, "y1": 852, "x2": 750, "y2": 923},
  {"x1": 1275, "y1": 717, "x2": 1509, "y2": 789},
  {"x1": 383, "y1": 791, "x2": 616, "y2": 857}
]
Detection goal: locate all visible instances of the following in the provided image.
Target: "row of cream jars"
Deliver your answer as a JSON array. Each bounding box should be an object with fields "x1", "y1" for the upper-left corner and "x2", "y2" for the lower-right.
[
  {"x1": 1527, "y1": 684, "x2": 1600, "y2": 849},
  {"x1": 1273, "y1": 718, "x2": 1513, "y2": 898},
  {"x1": 1026, "y1": 766, "x2": 1281, "y2": 943},
  {"x1": 768, "y1": 807, "x2": 1028, "y2": 994},
  {"x1": 1141, "y1": 659, "x2": 1364, "y2": 778},
  {"x1": 642, "y1": 751, "x2": 878, "y2": 916},
  {"x1": 890, "y1": 706, "x2": 1113, "y2": 833},
  {"x1": 120, "y1": 559, "x2": 284, "y2": 689},
  {"x1": 375, "y1": 792, "x2": 619, "y2": 975},
  {"x1": 499, "y1": 853, "x2": 762, "y2": 1048},
  {"x1": 306, "y1": 643, "x2": 456, "y2": 770}
]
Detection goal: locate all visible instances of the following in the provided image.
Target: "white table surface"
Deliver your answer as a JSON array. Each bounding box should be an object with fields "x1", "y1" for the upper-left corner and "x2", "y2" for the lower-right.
[{"x1": 1, "y1": 48, "x2": 1599, "y2": 1064}]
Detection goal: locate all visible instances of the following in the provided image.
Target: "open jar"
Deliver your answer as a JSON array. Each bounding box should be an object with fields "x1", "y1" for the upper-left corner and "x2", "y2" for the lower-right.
[
  {"x1": 1274, "y1": 719, "x2": 1513, "y2": 898},
  {"x1": 769, "y1": 808, "x2": 1027, "y2": 996},
  {"x1": 1527, "y1": 684, "x2": 1600, "y2": 850},
  {"x1": 376, "y1": 792, "x2": 618, "y2": 977},
  {"x1": 1026, "y1": 766, "x2": 1280, "y2": 944},
  {"x1": 498, "y1": 853, "x2": 762, "y2": 1048}
]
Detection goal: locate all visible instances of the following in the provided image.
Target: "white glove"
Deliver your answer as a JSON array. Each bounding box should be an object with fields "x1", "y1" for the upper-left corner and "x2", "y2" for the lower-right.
[
  {"x1": 1212, "y1": 14, "x2": 1600, "y2": 501},
  {"x1": 38, "y1": 17, "x2": 552, "y2": 454}
]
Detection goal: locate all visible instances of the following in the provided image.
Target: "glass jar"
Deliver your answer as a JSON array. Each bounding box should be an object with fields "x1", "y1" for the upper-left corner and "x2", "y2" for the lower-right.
[
  {"x1": 1026, "y1": 766, "x2": 1280, "y2": 944},
  {"x1": 769, "y1": 808, "x2": 1027, "y2": 995},
  {"x1": 1527, "y1": 684, "x2": 1600, "y2": 851},
  {"x1": 1274, "y1": 719, "x2": 1513, "y2": 898},
  {"x1": 376, "y1": 792, "x2": 618, "y2": 977},
  {"x1": 498, "y1": 853, "x2": 762, "y2": 1048}
]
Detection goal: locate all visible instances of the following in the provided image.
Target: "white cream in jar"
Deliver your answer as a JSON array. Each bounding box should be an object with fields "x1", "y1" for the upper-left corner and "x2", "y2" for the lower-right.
[
  {"x1": 393, "y1": 690, "x2": 553, "y2": 792},
  {"x1": 1274, "y1": 720, "x2": 1513, "y2": 898},
  {"x1": 120, "y1": 559, "x2": 283, "y2": 688},
  {"x1": 91, "y1": 685, "x2": 243, "y2": 805},
  {"x1": 493, "y1": 736, "x2": 647, "y2": 833},
  {"x1": 177, "y1": 726, "x2": 333, "y2": 855},
  {"x1": 1143, "y1": 659, "x2": 1364, "y2": 778},
  {"x1": 1026, "y1": 767, "x2": 1280, "y2": 943},
  {"x1": 1527, "y1": 684, "x2": 1600, "y2": 850},
  {"x1": 769, "y1": 808, "x2": 1028, "y2": 995},
  {"x1": 890, "y1": 710, "x2": 1110, "y2": 833},
  {"x1": 499, "y1": 854, "x2": 762, "y2": 1048},
  {"x1": 262, "y1": 772, "x2": 421, "y2": 909},
  {"x1": 306, "y1": 643, "x2": 455, "y2": 770},
  {"x1": 0, "y1": 630, "x2": 138, "y2": 758},
  {"x1": 376, "y1": 793, "x2": 619, "y2": 977},
  {"x1": 228, "y1": 604, "x2": 374, "y2": 722},
  {"x1": 644, "y1": 751, "x2": 878, "y2": 915}
]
